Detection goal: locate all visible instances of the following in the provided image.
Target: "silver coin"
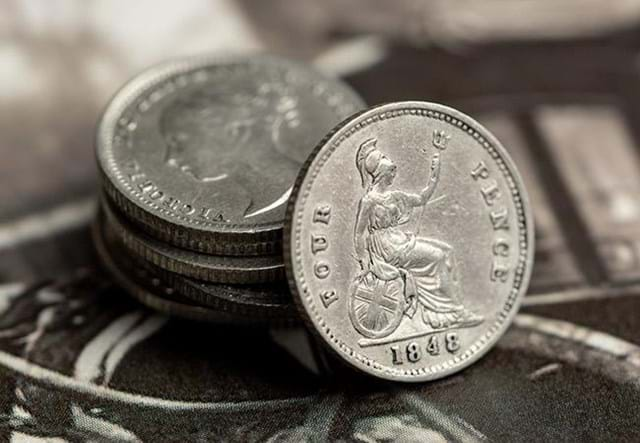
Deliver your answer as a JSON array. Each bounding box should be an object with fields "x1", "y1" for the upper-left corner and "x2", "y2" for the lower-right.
[
  {"x1": 285, "y1": 101, "x2": 534, "y2": 382},
  {"x1": 101, "y1": 197, "x2": 284, "y2": 284},
  {"x1": 166, "y1": 274, "x2": 297, "y2": 322},
  {"x1": 93, "y1": 217, "x2": 255, "y2": 324},
  {"x1": 94, "y1": 213, "x2": 298, "y2": 323},
  {"x1": 97, "y1": 54, "x2": 365, "y2": 256}
]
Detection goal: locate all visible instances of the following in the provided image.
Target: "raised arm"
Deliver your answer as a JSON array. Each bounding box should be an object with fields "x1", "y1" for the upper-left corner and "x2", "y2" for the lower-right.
[
  {"x1": 419, "y1": 152, "x2": 441, "y2": 204},
  {"x1": 400, "y1": 152, "x2": 441, "y2": 207}
]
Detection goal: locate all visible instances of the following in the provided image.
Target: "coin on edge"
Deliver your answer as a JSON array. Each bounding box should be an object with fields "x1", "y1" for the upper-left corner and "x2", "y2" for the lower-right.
[
  {"x1": 97, "y1": 54, "x2": 365, "y2": 256},
  {"x1": 285, "y1": 101, "x2": 534, "y2": 382}
]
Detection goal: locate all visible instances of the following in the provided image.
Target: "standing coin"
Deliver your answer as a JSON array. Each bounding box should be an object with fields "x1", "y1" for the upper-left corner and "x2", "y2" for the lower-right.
[
  {"x1": 97, "y1": 54, "x2": 365, "y2": 256},
  {"x1": 285, "y1": 101, "x2": 534, "y2": 382}
]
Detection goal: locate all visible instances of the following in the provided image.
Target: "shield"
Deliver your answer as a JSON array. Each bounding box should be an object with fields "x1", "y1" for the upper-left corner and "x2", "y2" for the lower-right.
[{"x1": 348, "y1": 274, "x2": 406, "y2": 339}]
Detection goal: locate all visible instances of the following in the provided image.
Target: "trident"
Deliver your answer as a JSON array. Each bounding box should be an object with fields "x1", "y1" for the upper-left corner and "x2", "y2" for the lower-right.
[{"x1": 413, "y1": 130, "x2": 450, "y2": 235}]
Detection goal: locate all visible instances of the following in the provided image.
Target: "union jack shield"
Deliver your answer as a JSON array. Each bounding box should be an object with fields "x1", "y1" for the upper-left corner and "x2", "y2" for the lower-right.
[{"x1": 348, "y1": 274, "x2": 406, "y2": 339}]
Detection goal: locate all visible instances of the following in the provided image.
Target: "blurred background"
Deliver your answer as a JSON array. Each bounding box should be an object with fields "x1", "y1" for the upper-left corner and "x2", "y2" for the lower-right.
[{"x1": 1, "y1": 1, "x2": 640, "y2": 441}]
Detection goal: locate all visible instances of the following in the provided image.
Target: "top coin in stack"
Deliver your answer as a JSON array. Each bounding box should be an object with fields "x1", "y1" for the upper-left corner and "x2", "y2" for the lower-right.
[
  {"x1": 96, "y1": 54, "x2": 365, "y2": 256},
  {"x1": 285, "y1": 101, "x2": 534, "y2": 382}
]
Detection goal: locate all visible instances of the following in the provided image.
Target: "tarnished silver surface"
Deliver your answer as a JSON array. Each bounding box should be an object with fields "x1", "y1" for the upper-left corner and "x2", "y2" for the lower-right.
[
  {"x1": 167, "y1": 275, "x2": 297, "y2": 322},
  {"x1": 93, "y1": 217, "x2": 251, "y2": 324},
  {"x1": 285, "y1": 101, "x2": 534, "y2": 382},
  {"x1": 97, "y1": 54, "x2": 365, "y2": 255},
  {"x1": 101, "y1": 197, "x2": 284, "y2": 284}
]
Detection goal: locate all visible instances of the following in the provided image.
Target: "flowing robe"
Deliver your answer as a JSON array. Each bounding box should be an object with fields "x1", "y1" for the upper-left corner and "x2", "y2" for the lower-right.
[{"x1": 361, "y1": 191, "x2": 466, "y2": 329}]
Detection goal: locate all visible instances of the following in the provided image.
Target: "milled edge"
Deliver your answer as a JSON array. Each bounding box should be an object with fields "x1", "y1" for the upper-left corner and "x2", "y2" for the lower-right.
[
  {"x1": 100, "y1": 169, "x2": 283, "y2": 256},
  {"x1": 100, "y1": 196, "x2": 284, "y2": 284},
  {"x1": 96, "y1": 211, "x2": 298, "y2": 325},
  {"x1": 95, "y1": 213, "x2": 298, "y2": 326},
  {"x1": 284, "y1": 101, "x2": 534, "y2": 382},
  {"x1": 93, "y1": 215, "x2": 248, "y2": 324}
]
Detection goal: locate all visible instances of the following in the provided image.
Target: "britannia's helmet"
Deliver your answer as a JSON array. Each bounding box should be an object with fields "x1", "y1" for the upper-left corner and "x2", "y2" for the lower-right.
[{"x1": 356, "y1": 138, "x2": 384, "y2": 188}]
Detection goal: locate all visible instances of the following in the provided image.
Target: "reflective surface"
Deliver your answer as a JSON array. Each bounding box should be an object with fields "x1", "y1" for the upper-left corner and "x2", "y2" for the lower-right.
[
  {"x1": 97, "y1": 54, "x2": 365, "y2": 254},
  {"x1": 286, "y1": 102, "x2": 534, "y2": 381}
]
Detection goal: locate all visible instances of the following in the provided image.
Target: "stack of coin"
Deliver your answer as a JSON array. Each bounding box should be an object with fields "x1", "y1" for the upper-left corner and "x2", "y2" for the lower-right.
[
  {"x1": 94, "y1": 54, "x2": 535, "y2": 382},
  {"x1": 94, "y1": 54, "x2": 365, "y2": 324}
]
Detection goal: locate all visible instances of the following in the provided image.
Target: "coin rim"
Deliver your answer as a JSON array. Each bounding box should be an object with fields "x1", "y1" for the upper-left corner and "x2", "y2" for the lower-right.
[
  {"x1": 96, "y1": 53, "x2": 365, "y2": 251},
  {"x1": 94, "y1": 212, "x2": 299, "y2": 325},
  {"x1": 100, "y1": 196, "x2": 284, "y2": 284},
  {"x1": 284, "y1": 101, "x2": 535, "y2": 382},
  {"x1": 92, "y1": 214, "x2": 253, "y2": 324}
]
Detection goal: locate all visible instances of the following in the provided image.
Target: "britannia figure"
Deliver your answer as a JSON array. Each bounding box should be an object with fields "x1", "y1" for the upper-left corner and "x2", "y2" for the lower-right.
[{"x1": 352, "y1": 138, "x2": 482, "y2": 333}]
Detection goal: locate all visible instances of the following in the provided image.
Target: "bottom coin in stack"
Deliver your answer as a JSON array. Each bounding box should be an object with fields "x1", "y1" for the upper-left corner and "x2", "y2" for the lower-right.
[{"x1": 93, "y1": 213, "x2": 297, "y2": 325}]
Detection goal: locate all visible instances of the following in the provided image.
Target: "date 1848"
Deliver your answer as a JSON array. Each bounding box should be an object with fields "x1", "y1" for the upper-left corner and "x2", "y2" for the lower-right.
[{"x1": 390, "y1": 332, "x2": 460, "y2": 365}]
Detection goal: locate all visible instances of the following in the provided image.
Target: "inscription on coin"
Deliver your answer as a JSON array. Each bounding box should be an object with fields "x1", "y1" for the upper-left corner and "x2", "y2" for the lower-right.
[
  {"x1": 390, "y1": 333, "x2": 460, "y2": 365},
  {"x1": 286, "y1": 101, "x2": 534, "y2": 382},
  {"x1": 123, "y1": 159, "x2": 227, "y2": 222},
  {"x1": 98, "y1": 55, "x2": 365, "y2": 254},
  {"x1": 310, "y1": 205, "x2": 338, "y2": 307},
  {"x1": 470, "y1": 161, "x2": 512, "y2": 283}
]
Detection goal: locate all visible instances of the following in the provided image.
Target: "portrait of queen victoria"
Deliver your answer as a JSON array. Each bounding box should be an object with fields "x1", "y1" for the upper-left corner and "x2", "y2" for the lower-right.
[{"x1": 159, "y1": 81, "x2": 305, "y2": 219}]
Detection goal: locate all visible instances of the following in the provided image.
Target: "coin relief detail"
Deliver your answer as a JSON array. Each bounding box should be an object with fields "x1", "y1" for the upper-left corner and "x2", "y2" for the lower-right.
[
  {"x1": 97, "y1": 55, "x2": 365, "y2": 254},
  {"x1": 109, "y1": 65, "x2": 358, "y2": 226},
  {"x1": 287, "y1": 102, "x2": 533, "y2": 382}
]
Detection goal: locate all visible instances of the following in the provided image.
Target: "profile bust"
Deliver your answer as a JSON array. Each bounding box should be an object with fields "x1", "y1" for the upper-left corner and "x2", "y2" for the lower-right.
[{"x1": 159, "y1": 81, "x2": 304, "y2": 217}]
